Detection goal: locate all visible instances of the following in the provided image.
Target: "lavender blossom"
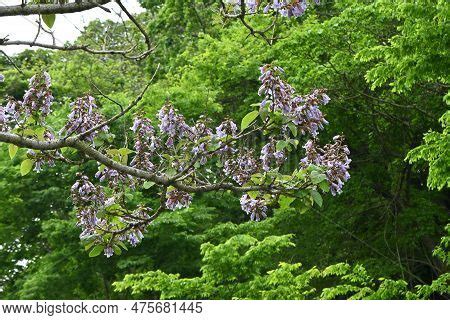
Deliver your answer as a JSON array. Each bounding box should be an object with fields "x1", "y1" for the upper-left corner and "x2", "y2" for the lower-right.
[
  {"x1": 62, "y1": 95, "x2": 108, "y2": 142},
  {"x1": 95, "y1": 167, "x2": 131, "y2": 189},
  {"x1": 157, "y1": 104, "x2": 190, "y2": 145},
  {"x1": 0, "y1": 105, "x2": 7, "y2": 132},
  {"x1": 224, "y1": 152, "x2": 259, "y2": 185},
  {"x1": 260, "y1": 140, "x2": 286, "y2": 171},
  {"x1": 104, "y1": 246, "x2": 114, "y2": 258},
  {"x1": 71, "y1": 175, "x2": 106, "y2": 240},
  {"x1": 0, "y1": 74, "x2": 4, "y2": 82},
  {"x1": 240, "y1": 194, "x2": 268, "y2": 221},
  {"x1": 259, "y1": 65, "x2": 329, "y2": 137},
  {"x1": 130, "y1": 116, "x2": 157, "y2": 172},
  {"x1": 165, "y1": 189, "x2": 193, "y2": 211},
  {"x1": 22, "y1": 72, "x2": 54, "y2": 120},
  {"x1": 301, "y1": 135, "x2": 351, "y2": 195},
  {"x1": 216, "y1": 119, "x2": 238, "y2": 139}
]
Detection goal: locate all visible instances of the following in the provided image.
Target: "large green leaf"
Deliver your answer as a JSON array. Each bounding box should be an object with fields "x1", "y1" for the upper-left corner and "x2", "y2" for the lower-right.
[
  {"x1": 20, "y1": 159, "x2": 34, "y2": 176},
  {"x1": 8, "y1": 144, "x2": 18, "y2": 159},
  {"x1": 241, "y1": 110, "x2": 259, "y2": 131},
  {"x1": 42, "y1": 14, "x2": 56, "y2": 29}
]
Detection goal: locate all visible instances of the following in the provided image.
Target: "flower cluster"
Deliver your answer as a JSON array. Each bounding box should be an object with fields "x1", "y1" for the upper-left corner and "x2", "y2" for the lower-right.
[
  {"x1": 62, "y1": 95, "x2": 108, "y2": 142},
  {"x1": 130, "y1": 116, "x2": 157, "y2": 172},
  {"x1": 0, "y1": 74, "x2": 4, "y2": 82},
  {"x1": 260, "y1": 140, "x2": 286, "y2": 171},
  {"x1": 225, "y1": 0, "x2": 316, "y2": 17},
  {"x1": 157, "y1": 104, "x2": 190, "y2": 147},
  {"x1": 240, "y1": 194, "x2": 268, "y2": 221},
  {"x1": 224, "y1": 151, "x2": 259, "y2": 185},
  {"x1": 301, "y1": 135, "x2": 351, "y2": 195},
  {"x1": 0, "y1": 105, "x2": 7, "y2": 132},
  {"x1": 22, "y1": 72, "x2": 54, "y2": 120},
  {"x1": 95, "y1": 167, "x2": 131, "y2": 189},
  {"x1": 0, "y1": 72, "x2": 53, "y2": 129},
  {"x1": 118, "y1": 206, "x2": 153, "y2": 247},
  {"x1": 165, "y1": 189, "x2": 193, "y2": 211},
  {"x1": 71, "y1": 175, "x2": 106, "y2": 239},
  {"x1": 216, "y1": 119, "x2": 239, "y2": 139},
  {"x1": 259, "y1": 64, "x2": 329, "y2": 137}
]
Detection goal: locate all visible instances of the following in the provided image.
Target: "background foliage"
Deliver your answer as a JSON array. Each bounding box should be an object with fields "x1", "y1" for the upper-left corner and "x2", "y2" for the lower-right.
[{"x1": 0, "y1": 0, "x2": 448, "y2": 299}]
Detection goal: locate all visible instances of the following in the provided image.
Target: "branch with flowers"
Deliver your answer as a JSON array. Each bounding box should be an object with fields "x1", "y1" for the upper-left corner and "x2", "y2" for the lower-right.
[
  {"x1": 0, "y1": 65, "x2": 350, "y2": 258},
  {"x1": 220, "y1": 1, "x2": 320, "y2": 44}
]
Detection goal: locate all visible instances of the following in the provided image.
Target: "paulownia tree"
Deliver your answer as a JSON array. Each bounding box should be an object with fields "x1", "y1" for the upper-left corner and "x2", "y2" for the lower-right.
[
  {"x1": 0, "y1": 65, "x2": 351, "y2": 257},
  {"x1": 0, "y1": 1, "x2": 350, "y2": 258}
]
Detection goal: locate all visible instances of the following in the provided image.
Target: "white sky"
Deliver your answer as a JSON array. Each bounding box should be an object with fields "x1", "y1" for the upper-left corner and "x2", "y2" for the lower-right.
[{"x1": 0, "y1": 0, "x2": 144, "y2": 55}]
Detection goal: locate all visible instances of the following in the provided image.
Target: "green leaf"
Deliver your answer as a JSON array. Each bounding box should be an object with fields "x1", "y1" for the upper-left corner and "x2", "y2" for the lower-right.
[
  {"x1": 42, "y1": 14, "x2": 55, "y2": 29},
  {"x1": 287, "y1": 123, "x2": 298, "y2": 137},
  {"x1": 276, "y1": 141, "x2": 288, "y2": 151},
  {"x1": 311, "y1": 171, "x2": 327, "y2": 184},
  {"x1": 247, "y1": 191, "x2": 259, "y2": 199},
  {"x1": 241, "y1": 110, "x2": 259, "y2": 131},
  {"x1": 143, "y1": 181, "x2": 155, "y2": 189},
  {"x1": 319, "y1": 180, "x2": 330, "y2": 192},
  {"x1": 20, "y1": 159, "x2": 34, "y2": 176},
  {"x1": 84, "y1": 241, "x2": 96, "y2": 251},
  {"x1": 278, "y1": 195, "x2": 295, "y2": 209},
  {"x1": 117, "y1": 241, "x2": 128, "y2": 251},
  {"x1": 113, "y1": 245, "x2": 122, "y2": 256},
  {"x1": 89, "y1": 245, "x2": 104, "y2": 257},
  {"x1": 310, "y1": 189, "x2": 323, "y2": 207},
  {"x1": 118, "y1": 148, "x2": 134, "y2": 156},
  {"x1": 8, "y1": 144, "x2": 18, "y2": 159}
]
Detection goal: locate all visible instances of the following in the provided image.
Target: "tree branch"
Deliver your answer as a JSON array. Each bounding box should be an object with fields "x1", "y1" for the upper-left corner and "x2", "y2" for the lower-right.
[
  {"x1": 0, "y1": 132, "x2": 283, "y2": 195},
  {"x1": 0, "y1": 1, "x2": 155, "y2": 61},
  {"x1": 0, "y1": 1, "x2": 112, "y2": 17}
]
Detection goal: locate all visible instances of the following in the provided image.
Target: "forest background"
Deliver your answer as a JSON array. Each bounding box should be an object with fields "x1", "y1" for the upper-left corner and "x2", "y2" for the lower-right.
[{"x1": 0, "y1": 0, "x2": 449, "y2": 299}]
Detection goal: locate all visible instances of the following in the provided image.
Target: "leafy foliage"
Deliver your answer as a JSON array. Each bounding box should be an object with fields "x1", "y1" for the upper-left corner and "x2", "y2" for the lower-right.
[{"x1": 0, "y1": 0, "x2": 449, "y2": 300}]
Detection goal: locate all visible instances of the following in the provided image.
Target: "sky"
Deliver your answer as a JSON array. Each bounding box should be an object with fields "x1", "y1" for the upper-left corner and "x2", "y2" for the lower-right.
[{"x1": 0, "y1": 0, "x2": 144, "y2": 55}]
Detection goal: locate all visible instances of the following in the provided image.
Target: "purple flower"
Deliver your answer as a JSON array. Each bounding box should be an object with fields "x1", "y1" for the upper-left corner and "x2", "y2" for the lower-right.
[
  {"x1": 224, "y1": 151, "x2": 259, "y2": 185},
  {"x1": 157, "y1": 104, "x2": 191, "y2": 143},
  {"x1": 301, "y1": 136, "x2": 351, "y2": 195},
  {"x1": 95, "y1": 167, "x2": 131, "y2": 189},
  {"x1": 260, "y1": 140, "x2": 286, "y2": 171},
  {"x1": 104, "y1": 246, "x2": 114, "y2": 258},
  {"x1": 0, "y1": 105, "x2": 7, "y2": 132},
  {"x1": 62, "y1": 95, "x2": 108, "y2": 142},
  {"x1": 130, "y1": 116, "x2": 157, "y2": 172},
  {"x1": 165, "y1": 189, "x2": 192, "y2": 211},
  {"x1": 216, "y1": 119, "x2": 238, "y2": 139},
  {"x1": 240, "y1": 194, "x2": 268, "y2": 221},
  {"x1": 22, "y1": 72, "x2": 54, "y2": 120},
  {"x1": 0, "y1": 74, "x2": 4, "y2": 82}
]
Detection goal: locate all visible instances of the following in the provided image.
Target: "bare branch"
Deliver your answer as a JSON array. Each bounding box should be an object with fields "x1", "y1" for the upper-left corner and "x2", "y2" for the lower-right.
[
  {"x1": 80, "y1": 63, "x2": 160, "y2": 140},
  {"x1": 0, "y1": 1, "x2": 155, "y2": 61},
  {"x1": 0, "y1": 1, "x2": 112, "y2": 17}
]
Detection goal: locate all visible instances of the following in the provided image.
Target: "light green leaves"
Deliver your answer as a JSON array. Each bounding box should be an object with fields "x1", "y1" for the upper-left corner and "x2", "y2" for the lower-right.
[
  {"x1": 42, "y1": 14, "x2": 56, "y2": 29},
  {"x1": 310, "y1": 171, "x2": 327, "y2": 184},
  {"x1": 310, "y1": 189, "x2": 323, "y2": 207},
  {"x1": 20, "y1": 159, "x2": 34, "y2": 176},
  {"x1": 241, "y1": 110, "x2": 259, "y2": 131},
  {"x1": 143, "y1": 181, "x2": 155, "y2": 189},
  {"x1": 88, "y1": 245, "x2": 104, "y2": 258},
  {"x1": 8, "y1": 144, "x2": 18, "y2": 159}
]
